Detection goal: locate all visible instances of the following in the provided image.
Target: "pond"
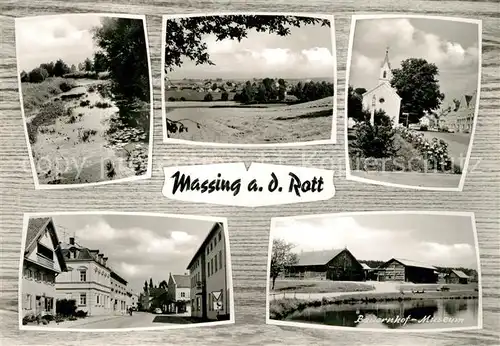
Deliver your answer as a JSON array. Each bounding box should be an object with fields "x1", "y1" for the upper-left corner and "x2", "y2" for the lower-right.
[{"x1": 285, "y1": 298, "x2": 479, "y2": 330}]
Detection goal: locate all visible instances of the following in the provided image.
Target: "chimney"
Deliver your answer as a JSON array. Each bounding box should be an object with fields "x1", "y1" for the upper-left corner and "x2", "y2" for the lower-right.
[
  {"x1": 103, "y1": 257, "x2": 108, "y2": 266},
  {"x1": 69, "y1": 237, "x2": 75, "y2": 245}
]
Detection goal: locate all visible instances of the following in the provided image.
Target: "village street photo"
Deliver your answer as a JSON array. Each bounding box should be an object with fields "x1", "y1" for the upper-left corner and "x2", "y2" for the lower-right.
[
  {"x1": 163, "y1": 14, "x2": 336, "y2": 145},
  {"x1": 16, "y1": 14, "x2": 153, "y2": 188},
  {"x1": 267, "y1": 212, "x2": 481, "y2": 331},
  {"x1": 19, "y1": 213, "x2": 233, "y2": 331},
  {"x1": 345, "y1": 16, "x2": 481, "y2": 189}
]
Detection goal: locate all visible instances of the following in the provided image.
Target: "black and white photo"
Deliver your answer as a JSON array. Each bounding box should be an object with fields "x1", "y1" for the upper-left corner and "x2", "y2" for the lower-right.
[
  {"x1": 267, "y1": 211, "x2": 481, "y2": 332},
  {"x1": 19, "y1": 212, "x2": 234, "y2": 331},
  {"x1": 16, "y1": 14, "x2": 153, "y2": 188},
  {"x1": 345, "y1": 15, "x2": 481, "y2": 190},
  {"x1": 162, "y1": 13, "x2": 336, "y2": 145}
]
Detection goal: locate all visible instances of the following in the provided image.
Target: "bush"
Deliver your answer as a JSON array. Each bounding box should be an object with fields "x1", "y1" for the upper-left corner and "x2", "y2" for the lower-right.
[
  {"x1": 42, "y1": 314, "x2": 54, "y2": 322},
  {"x1": 203, "y1": 93, "x2": 213, "y2": 101},
  {"x1": 420, "y1": 124, "x2": 428, "y2": 131},
  {"x1": 88, "y1": 85, "x2": 96, "y2": 93},
  {"x1": 94, "y1": 101, "x2": 112, "y2": 108},
  {"x1": 22, "y1": 313, "x2": 37, "y2": 325},
  {"x1": 80, "y1": 100, "x2": 91, "y2": 107},
  {"x1": 168, "y1": 96, "x2": 176, "y2": 101},
  {"x1": 28, "y1": 67, "x2": 49, "y2": 83},
  {"x1": 180, "y1": 96, "x2": 186, "y2": 101},
  {"x1": 58, "y1": 81, "x2": 74, "y2": 92},
  {"x1": 79, "y1": 129, "x2": 98, "y2": 142},
  {"x1": 75, "y1": 310, "x2": 88, "y2": 318},
  {"x1": 350, "y1": 122, "x2": 397, "y2": 158},
  {"x1": 56, "y1": 298, "x2": 77, "y2": 317},
  {"x1": 221, "y1": 91, "x2": 229, "y2": 101}
]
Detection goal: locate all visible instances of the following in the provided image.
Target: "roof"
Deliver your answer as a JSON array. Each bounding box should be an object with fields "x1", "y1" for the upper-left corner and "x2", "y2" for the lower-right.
[
  {"x1": 383, "y1": 258, "x2": 436, "y2": 271},
  {"x1": 186, "y1": 222, "x2": 224, "y2": 270},
  {"x1": 362, "y1": 82, "x2": 401, "y2": 100},
  {"x1": 451, "y1": 269, "x2": 470, "y2": 279},
  {"x1": 294, "y1": 249, "x2": 345, "y2": 266},
  {"x1": 172, "y1": 274, "x2": 190, "y2": 288},
  {"x1": 24, "y1": 217, "x2": 67, "y2": 272},
  {"x1": 361, "y1": 263, "x2": 371, "y2": 270}
]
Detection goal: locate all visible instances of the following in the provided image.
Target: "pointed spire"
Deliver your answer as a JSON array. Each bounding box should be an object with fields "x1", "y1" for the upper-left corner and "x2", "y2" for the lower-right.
[{"x1": 382, "y1": 46, "x2": 391, "y2": 69}]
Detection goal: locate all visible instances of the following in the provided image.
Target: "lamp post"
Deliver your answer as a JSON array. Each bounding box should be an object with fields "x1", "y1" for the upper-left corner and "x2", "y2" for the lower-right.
[{"x1": 370, "y1": 95, "x2": 376, "y2": 126}]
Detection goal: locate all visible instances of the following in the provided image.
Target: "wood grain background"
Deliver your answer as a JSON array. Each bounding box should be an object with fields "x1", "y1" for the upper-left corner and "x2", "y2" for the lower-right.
[{"x1": 0, "y1": 1, "x2": 499, "y2": 345}]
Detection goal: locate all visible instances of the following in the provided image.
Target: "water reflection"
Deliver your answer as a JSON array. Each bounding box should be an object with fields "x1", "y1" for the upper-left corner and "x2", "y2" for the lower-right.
[{"x1": 286, "y1": 298, "x2": 478, "y2": 329}]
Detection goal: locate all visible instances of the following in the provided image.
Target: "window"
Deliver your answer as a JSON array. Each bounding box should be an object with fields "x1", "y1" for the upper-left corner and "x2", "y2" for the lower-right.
[
  {"x1": 208, "y1": 293, "x2": 212, "y2": 311},
  {"x1": 24, "y1": 268, "x2": 32, "y2": 279},
  {"x1": 207, "y1": 263, "x2": 210, "y2": 277},
  {"x1": 206, "y1": 248, "x2": 209, "y2": 255},
  {"x1": 181, "y1": 292, "x2": 185, "y2": 298},
  {"x1": 80, "y1": 294, "x2": 87, "y2": 306},
  {"x1": 35, "y1": 271, "x2": 41, "y2": 281},
  {"x1": 218, "y1": 232, "x2": 221, "y2": 242},
  {"x1": 97, "y1": 294, "x2": 100, "y2": 305},
  {"x1": 24, "y1": 294, "x2": 32, "y2": 310},
  {"x1": 214, "y1": 254, "x2": 218, "y2": 273},
  {"x1": 379, "y1": 97, "x2": 385, "y2": 104},
  {"x1": 80, "y1": 270, "x2": 87, "y2": 282},
  {"x1": 383, "y1": 71, "x2": 387, "y2": 79},
  {"x1": 219, "y1": 250, "x2": 223, "y2": 269},
  {"x1": 214, "y1": 237, "x2": 217, "y2": 247},
  {"x1": 211, "y1": 258, "x2": 214, "y2": 275}
]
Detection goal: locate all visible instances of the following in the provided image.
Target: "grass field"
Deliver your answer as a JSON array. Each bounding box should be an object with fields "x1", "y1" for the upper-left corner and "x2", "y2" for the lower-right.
[
  {"x1": 272, "y1": 279, "x2": 376, "y2": 293},
  {"x1": 165, "y1": 97, "x2": 334, "y2": 144},
  {"x1": 21, "y1": 77, "x2": 76, "y2": 113},
  {"x1": 165, "y1": 89, "x2": 236, "y2": 101}
]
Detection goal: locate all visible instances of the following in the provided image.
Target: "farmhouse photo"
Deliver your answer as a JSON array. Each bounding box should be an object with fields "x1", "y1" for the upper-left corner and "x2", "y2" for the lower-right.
[
  {"x1": 267, "y1": 212, "x2": 481, "y2": 331},
  {"x1": 345, "y1": 16, "x2": 480, "y2": 189},
  {"x1": 20, "y1": 213, "x2": 233, "y2": 331},
  {"x1": 16, "y1": 14, "x2": 152, "y2": 187},
  {"x1": 163, "y1": 14, "x2": 336, "y2": 145}
]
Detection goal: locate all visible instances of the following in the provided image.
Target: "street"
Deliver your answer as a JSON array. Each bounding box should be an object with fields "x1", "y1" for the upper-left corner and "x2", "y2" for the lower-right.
[{"x1": 53, "y1": 312, "x2": 190, "y2": 329}]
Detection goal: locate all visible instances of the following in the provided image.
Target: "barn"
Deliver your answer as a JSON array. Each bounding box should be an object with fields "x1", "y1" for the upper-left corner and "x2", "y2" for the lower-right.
[
  {"x1": 446, "y1": 269, "x2": 470, "y2": 284},
  {"x1": 285, "y1": 248, "x2": 364, "y2": 281},
  {"x1": 378, "y1": 258, "x2": 438, "y2": 284}
]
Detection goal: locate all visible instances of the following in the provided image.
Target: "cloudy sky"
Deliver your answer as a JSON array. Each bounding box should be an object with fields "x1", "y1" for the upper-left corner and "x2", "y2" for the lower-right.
[
  {"x1": 16, "y1": 14, "x2": 104, "y2": 71},
  {"x1": 167, "y1": 17, "x2": 334, "y2": 80},
  {"x1": 349, "y1": 18, "x2": 479, "y2": 104},
  {"x1": 272, "y1": 213, "x2": 478, "y2": 269},
  {"x1": 52, "y1": 214, "x2": 217, "y2": 294}
]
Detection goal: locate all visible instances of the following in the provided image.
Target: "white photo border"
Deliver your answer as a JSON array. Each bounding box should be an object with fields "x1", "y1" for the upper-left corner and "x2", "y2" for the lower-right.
[
  {"x1": 15, "y1": 13, "x2": 155, "y2": 190},
  {"x1": 18, "y1": 211, "x2": 235, "y2": 332},
  {"x1": 161, "y1": 12, "x2": 338, "y2": 147},
  {"x1": 343, "y1": 14, "x2": 483, "y2": 192},
  {"x1": 265, "y1": 210, "x2": 483, "y2": 333}
]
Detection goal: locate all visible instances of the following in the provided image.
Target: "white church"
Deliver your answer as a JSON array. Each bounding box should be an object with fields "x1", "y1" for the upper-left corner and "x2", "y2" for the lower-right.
[{"x1": 361, "y1": 48, "x2": 401, "y2": 127}]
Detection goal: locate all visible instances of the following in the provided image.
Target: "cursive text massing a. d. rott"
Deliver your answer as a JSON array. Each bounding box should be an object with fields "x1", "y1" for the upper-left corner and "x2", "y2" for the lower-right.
[{"x1": 170, "y1": 171, "x2": 242, "y2": 196}]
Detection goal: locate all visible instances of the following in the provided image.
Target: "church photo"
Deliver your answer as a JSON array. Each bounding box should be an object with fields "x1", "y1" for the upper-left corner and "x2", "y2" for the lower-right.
[{"x1": 345, "y1": 15, "x2": 481, "y2": 191}]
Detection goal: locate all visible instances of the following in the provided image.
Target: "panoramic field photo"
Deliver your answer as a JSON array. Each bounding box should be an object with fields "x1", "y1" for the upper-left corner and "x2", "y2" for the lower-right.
[
  {"x1": 346, "y1": 16, "x2": 480, "y2": 189},
  {"x1": 267, "y1": 212, "x2": 481, "y2": 331},
  {"x1": 163, "y1": 14, "x2": 336, "y2": 144},
  {"x1": 20, "y1": 213, "x2": 233, "y2": 331},
  {"x1": 16, "y1": 14, "x2": 152, "y2": 187}
]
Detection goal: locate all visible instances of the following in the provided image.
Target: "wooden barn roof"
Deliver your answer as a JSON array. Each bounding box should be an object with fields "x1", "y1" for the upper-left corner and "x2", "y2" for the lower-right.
[
  {"x1": 295, "y1": 249, "x2": 345, "y2": 266},
  {"x1": 451, "y1": 269, "x2": 470, "y2": 279},
  {"x1": 383, "y1": 258, "x2": 436, "y2": 271}
]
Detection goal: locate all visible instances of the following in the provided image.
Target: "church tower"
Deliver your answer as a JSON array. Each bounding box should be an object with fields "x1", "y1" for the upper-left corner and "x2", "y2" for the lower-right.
[{"x1": 378, "y1": 47, "x2": 392, "y2": 85}]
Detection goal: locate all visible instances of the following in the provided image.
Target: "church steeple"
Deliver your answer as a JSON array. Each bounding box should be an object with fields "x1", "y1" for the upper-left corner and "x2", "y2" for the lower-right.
[{"x1": 379, "y1": 47, "x2": 392, "y2": 85}]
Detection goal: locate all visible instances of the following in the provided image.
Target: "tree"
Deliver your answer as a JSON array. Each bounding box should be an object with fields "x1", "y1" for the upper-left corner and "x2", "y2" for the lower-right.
[
  {"x1": 391, "y1": 58, "x2": 445, "y2": 124},
  {"x1": 159, "y1": 280, "x2": 168, "y2": 289},
  {"x1": 452, "y1": 98, "x2": 461, "y2": 112},
  {"x1": 53, "y1": 59, "x2": 70, "y2": 77},
  {"x1": 39, "y1": 62, "x2": 55, "y2": 77},
  {"x1": 143, "y1": 280, "x2": 148, "y2": 293},
  {"x1": 20, "y1": 70, "x2": 29, "y2": 83},
  {"x1": 78, "y1": 62, "x2": 85, "y2": 71},
  {"x1": 347, "y1": 86, "x2": 366, "y2": 123},
  {"x1": 83, "y1": 57, "x2": 93, "y2": 72},
  {"x1": 221, "y1": 91, "x2": 229, "y2": 101},
  {"x1": 149, "y1": 278, "x2": 153, "y2": 290},
  {"x1": 93, "y1": 51, "x2": 108, "y2": 73},
  {"x1": 270, "y1": 238, "x2": 298, "y2": 290},
  {"x1": 70, "y1": 64, "x2": 77, "y2": 73},
  {"x1": 204, "y1": 93, "x2": 213, "y2": 101},
  {"x1": 28, "y1": 67, "x2": 49, "y2": 83}
]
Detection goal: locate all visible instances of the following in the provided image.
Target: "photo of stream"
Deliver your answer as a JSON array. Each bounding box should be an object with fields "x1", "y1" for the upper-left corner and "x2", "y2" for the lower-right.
[{"x1": 16, "y1": 14, "x2": 152, "y2": 187}]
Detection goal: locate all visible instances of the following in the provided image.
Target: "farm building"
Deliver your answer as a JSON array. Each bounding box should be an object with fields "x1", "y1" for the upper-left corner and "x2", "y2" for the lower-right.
[
  {"x1": 446, "y1": 269, "x2": 470, "y2": 284},
  {"x1": 378, "y1": 258, "x2": 438, "y2": 283},
  {"x1": 285, "y1": 248, "x2": 364, "y2": 281}
]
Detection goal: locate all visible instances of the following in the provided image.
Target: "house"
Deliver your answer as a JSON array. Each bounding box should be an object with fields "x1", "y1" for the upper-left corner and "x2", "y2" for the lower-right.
[
  {"x1": 419, "y1": 114, "x2": 437, "y2": 128},
  {"x1": 455, "y1": 92, "x2": 477, "y2": 133},
  {"x1": 362, "y1": 48, "x2": 401, "y2": 127},
  {"x1": 377, "y1": 258, "x2": 438, "y2": 283},
  {"x1": 446, "y1": 269, "x2": 470, "y2": 284},
  {"x1": 285, "y1": 248, "x2": 364, "y2": 281},
  {"x1": 22, "y1": 217, "x2": 67, "y2": 318},
  {"x1": 167, "y1": 273, "x2": 191, "y2": 314},
  {"x1": 187, "y1": 222, "x2": 230, "y2": 321},
  {"x1": 127, "y1": 290, "x2": 139, "y2": 310},
  {"x1": 56, "y1": 237, "x2": 128, "y2": 316}
]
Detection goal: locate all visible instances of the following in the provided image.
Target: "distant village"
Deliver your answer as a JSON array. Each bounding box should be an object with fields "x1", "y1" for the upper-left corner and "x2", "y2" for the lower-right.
[
  {"x1": 282, "y1": 247, "x2": 478, "y2": 285},
  {"x1": 22, "y1": 217, "x2": 230, "y2": 326}
]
